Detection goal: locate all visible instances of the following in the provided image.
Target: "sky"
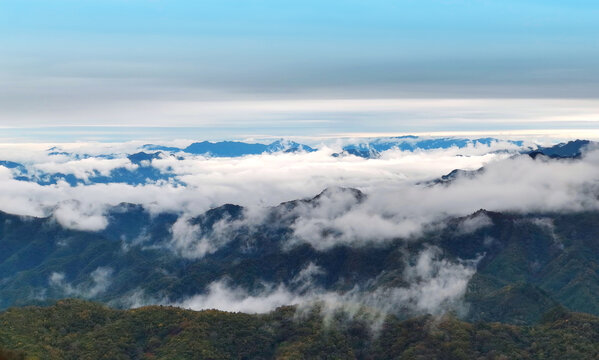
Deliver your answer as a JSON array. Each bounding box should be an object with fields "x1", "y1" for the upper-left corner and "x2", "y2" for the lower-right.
[{"x1": 1, "y1": 0, "x2": 599, "y2": 141}]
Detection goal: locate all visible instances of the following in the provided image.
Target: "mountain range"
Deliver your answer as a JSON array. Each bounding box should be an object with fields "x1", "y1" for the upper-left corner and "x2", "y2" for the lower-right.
[
  {"x1": 1, "y1": 184, "x2": 599, "y2": 325},
  {"x1": 1, "y1": 137, "x2": 599, "y2": 358},
  {"x1": 142, "y1": 139, "x2": 315, "y2": 157},
  {"x1": 0, "y1": 138, "x2": 593, "y2": 187}
]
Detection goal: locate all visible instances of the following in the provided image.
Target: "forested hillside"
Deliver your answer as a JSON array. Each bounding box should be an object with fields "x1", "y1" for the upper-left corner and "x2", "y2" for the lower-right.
[{"x1": 1, "y1": 299, "x2": 599, "y2": 359}]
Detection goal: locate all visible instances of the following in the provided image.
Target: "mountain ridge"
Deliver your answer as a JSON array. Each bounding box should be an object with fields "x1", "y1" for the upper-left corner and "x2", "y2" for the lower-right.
[
  {"x1": 1, "y1": 298, "x2": 599, "y2": 359},
  {"x1": 0, "y1": 188, "x2": 599, "y2": 326}
]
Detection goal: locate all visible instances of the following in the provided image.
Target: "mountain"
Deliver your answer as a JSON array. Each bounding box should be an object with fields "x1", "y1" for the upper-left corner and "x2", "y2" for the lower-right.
[
  {"x1": 126, "y1": 151, "x2": 163, "y2": 164},
  {"x1": 0, "y1": 140, "x2": 315, "y2": 186},
  {"x1": 338, "y1": 136, "x2": 524, "y2": 158},
  {"x1": 336, "y1": 137, "x2": 597, "y2": 160},
  {"x1": 141, "y1": 144, "x2": 181, "y2": 152},
  {"x1": 424, "y1": 167, "x2": 485, "y2": 186},
  {"x1": 2, "y1": 138, "x2": 599, "y2": 358},
  {"x1": 0, "y1": 140, "x2": 319, "y2": 187},
  {"x1": 142, "y1": 139, "x2": 315, "y2": 157},
  {"x1": 528, "y1": 139, "x2": 595, "y2": 159},
  {"x1": 184, "y1": 141, "x2": 267, "y2": 156},
  {"x1": 3, "y1": 183, "x2": 599, "y2": 357},
  {"x1": 424, "y1": 140, "x2": 598, "y2": 186},
  {"x1": 2, "y1": 187, "x2": 599, "y2": 326},
  {"x1": 0, "y1": 152, "x2": 177, "y2": 186},
  {"x1": 265, "y1": 139, "x2": 315, "y2": 153},
  {"x1": 0, "y1": 161, "x2": 26, "y2": 170},
  {"x1": 5, "y1": 138, "x2": 589, "y2": 188},
  {"x1": 143, "y1": 136, "x2": 526, "y2": 159}
]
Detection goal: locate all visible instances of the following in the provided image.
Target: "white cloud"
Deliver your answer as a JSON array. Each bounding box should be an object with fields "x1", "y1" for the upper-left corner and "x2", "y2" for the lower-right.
[
  {"x1": 398, "y1": 247, "x2": 478, "y2": 315},
  {"x1": 285, "y1": 151, "x2": 599, "y2": 249},
  {"x1": 169, "y1": 217, "x2": 210, "y2": 258},
  {"x1": 0, "y1": 140, "x2": 596, "y2": 247},
  {"x1": 0, "y1": 141, "x2": 514, "y2": 231},
  {"x1": 178, "y1": 281, "x2": 302, "y2": 313},
  {"x1": 4, "y1": 137, "x2": 595, "y2": 318},
  {"x1": 175, "y1": 247, "x2": 476, "y2": 319},
  {"x1": 292, "y1": 262, "x2": 325, "y2": 292},
  {"x1": 168, "y1": 213, "x2": 243, "y2": 258},
  {"x1": 4, "y1": 96, "x2": 599, "y2": 134},
  {"x1": 52, "y1": 200, "x2": 108, "y2": 231},
  {"x1": 456, "y1": 212, "x2": 493, "y2": 235},
  {"x1": 33, "y1": 157, "x2": 137, "y2": 182},
  {"x1": 49, "y1": 267, "x2": 113, "y2": 298}
]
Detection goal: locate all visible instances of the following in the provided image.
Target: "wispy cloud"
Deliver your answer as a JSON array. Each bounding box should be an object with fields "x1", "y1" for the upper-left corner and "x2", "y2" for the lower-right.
[{"x1": 49, "y1": 267, "x2": 113, "y2": 298}]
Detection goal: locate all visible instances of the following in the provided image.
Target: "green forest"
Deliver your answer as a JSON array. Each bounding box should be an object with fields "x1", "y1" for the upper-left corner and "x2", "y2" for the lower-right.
[{"x1": 1, "y1": 299, "x2": 598, "y2": 359}]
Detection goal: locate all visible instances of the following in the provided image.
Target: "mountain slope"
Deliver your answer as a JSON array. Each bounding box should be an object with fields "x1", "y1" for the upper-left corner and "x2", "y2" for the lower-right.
[
  {"x1": 2, "y1": 192, "x2": 599, "y2": 325},
  {"x1": 2, "y1": 299, "x2": 599, "y2": 359}
]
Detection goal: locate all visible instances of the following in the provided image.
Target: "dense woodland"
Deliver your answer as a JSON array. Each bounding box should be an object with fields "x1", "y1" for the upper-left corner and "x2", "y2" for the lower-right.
[{"x1": 0, "y1": 299, "x2": 598, "y2": 359}]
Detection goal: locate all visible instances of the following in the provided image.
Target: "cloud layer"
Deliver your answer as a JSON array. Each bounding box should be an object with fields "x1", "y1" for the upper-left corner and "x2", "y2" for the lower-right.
[
  {"x1": 0, "y1": 140, "x2": 598, "y2": 248},
  {"x1": 0, "y1": 140, "x2": 516, "y2": 230},
  {"x1": 1, "y1": 137, "x2": 597, "y2": 318}
]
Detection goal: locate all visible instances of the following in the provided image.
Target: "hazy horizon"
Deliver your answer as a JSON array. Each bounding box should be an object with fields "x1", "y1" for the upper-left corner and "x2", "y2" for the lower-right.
[{"x1": 2, "y1": 1, "x2": 598, "y2": 139}]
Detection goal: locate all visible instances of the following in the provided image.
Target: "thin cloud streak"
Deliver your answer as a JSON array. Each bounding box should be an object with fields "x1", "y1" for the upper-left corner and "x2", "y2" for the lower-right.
[{"x1": 0, "y1": 98, "x2": 599, "y2": 139}]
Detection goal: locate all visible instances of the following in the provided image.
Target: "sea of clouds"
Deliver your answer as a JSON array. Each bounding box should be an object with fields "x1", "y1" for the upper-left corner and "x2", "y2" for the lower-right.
[
  {"x1": 0, "y1": 138, "x2": 596, "y2": 243},
  {"x1": 3, "y1": 137, "x2": 599, "y2": 317}
]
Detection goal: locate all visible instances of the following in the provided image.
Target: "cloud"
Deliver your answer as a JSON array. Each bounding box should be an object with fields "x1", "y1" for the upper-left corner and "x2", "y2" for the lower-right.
[
  {"x1": 14, "y1": 141, "x2": 595, "y2": 317},
  {"x1": 291, "y1": 262, "x2": 325, "y2": 292},
  {"x1": 33, "y1": 157, "x2": 137, "y2": 182},
  {"x1": 103, "y1": 249, "x2": 476, "y2": 322},
  {"x1": 111, "y1": 288, "x2": 169, "y2": 309},
  {"x1": 168, "y1": 212, "x2": 244, "y2": 258},
  {"x1": 3, "y1": 96, "x2": 599, "y2": 135},
  {"x1": 177, "y1": 281, "x2": 301, "y2": 313},
  {"x1": 49, "y1": 267, "x2": 113, "y2": 298},
  {"x1": 175, "y1": 247, "x2": 476, "y2": 321},
  {"x1": 526, "y1": 217, "x2": 563, "y2": 249},
  {"x1": 284, "y1": 150, "x2": 599, "y2": 249},
  {"x1": 87, "y1": 267, "x2": 114, "y2": 297},
  {"x1": 52, "y1": 200, "x2": 108, "y2": 231},
  {"x1": 0, "y1": 139, "x2": 598, "y2": 249},
  {"x1": 0, "y1": 140, "x2": 515, "y2": 231},
  {"x1": 397, "y1": 247, "x2": 477, "y2": 315},
  {"x1": 456, "y1": 212, "x2": 493, "y2": 235},
  {"x1": 288, "y1": 188, "x2": 424, "y2": 250},
  {"x1": 169, "y1": 216, "x2": 212, "y2": 258}
]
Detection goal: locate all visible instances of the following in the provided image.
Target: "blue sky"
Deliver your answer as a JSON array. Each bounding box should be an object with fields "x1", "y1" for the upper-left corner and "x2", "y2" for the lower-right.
[{"x1": 1, "y1": 0, "x2": 598, "y2": 140}]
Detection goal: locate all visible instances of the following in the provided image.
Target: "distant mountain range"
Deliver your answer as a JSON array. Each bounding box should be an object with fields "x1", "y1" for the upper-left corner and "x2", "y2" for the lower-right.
[
  {"x1": 0, "y1": 138, "x2": 593, "y2": 187},
  {"x1": 337, "y1": 136, "x2": 524, "y2": 158},
  {"x1": 143, "y1": 136, "x2": 527, "y2": 159},
  {"x1": 143, "y1": 139, "x2": 315, "y2": 157}
]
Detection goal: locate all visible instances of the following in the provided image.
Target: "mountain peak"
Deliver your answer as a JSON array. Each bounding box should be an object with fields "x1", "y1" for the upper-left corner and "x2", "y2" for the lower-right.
[
  {"x1": 312, "y1": 186, "x2": 365, "y2": 202},
  {"x1": 127, "y1": 151, "x2": 162, "y2": 164},
  {"x1": 528, "y1": 139, "x2": 595, "y2": 159}
]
